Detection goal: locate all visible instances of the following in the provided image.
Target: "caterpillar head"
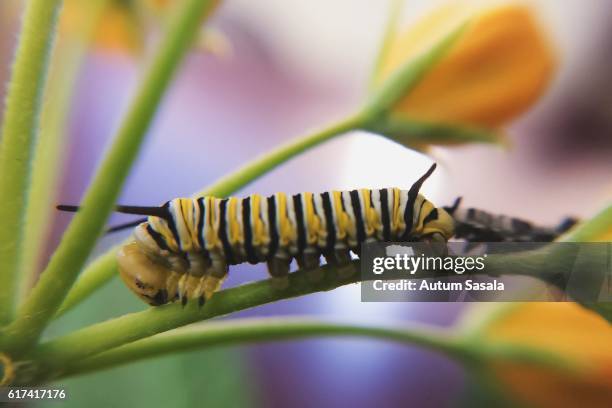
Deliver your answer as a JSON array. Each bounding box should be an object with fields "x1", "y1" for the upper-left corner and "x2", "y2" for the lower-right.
[
  {"x1": 117, "y1": 242, "x2": 173, "y2": 306},
  {"x1": 57, "y1": 202, "x2": 184, "y2": 306}
]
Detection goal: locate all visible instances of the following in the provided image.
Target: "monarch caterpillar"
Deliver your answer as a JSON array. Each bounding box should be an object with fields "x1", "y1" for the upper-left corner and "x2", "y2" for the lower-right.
[
  {"x1": 444, "y1": 198, "x2": 577, "y2": 243},
  {"x1": 58, "y1": 164, "x2": 454, "y2": 306}
]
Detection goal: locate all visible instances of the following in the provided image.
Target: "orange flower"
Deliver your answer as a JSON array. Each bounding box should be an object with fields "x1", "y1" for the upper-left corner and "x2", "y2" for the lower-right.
[
  {"x1": 370, "y1": 3, "x2": 555, "y2": 145},
  {"x1": 60, "y1": 0, "x2": 143, "y2": 54},
  {"x1": 93, "y1": 3, "x2": 143, "y2": 54},
  {"x1": 480, "y1": 303, "x2": 612, "y2": 407},
  {"x1": 60, "y1": 0, "x2": 223, "y2": 55}
]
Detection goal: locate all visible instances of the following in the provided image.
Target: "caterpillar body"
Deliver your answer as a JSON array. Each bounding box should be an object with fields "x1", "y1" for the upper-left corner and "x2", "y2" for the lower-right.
[{"x1": 60, "y1": 164, "x2": 454, "y2": 306}]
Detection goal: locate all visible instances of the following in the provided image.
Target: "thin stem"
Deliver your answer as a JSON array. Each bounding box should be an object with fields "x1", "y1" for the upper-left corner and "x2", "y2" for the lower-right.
[
  {"x1": 33, "y1": 316, "x2": 573, "y2": 385},
  {"x1": 29, "y1": 248, "x2": 580, "y2": 371},
  {"x1": 4, "y1": 0, "x2": 218, "y2": 356},
  {"x1": 56, "y1": 250, "x2": 118, "y2": 316},
  {"x1": 18, "y1": 0, "x2": 110, "y2": 303},
  {"x1": 0, "y1": 0, "x2": 63, "y2": 324},
  {"x1": 57, "y1": 114, "x2": 364, "y2": 316},
  {"x1": 56, "y1": 318, "x2": 469, "y2": 380},
  {"x1": 34, "y1": 263, "x2": 363, "y2": 367}
]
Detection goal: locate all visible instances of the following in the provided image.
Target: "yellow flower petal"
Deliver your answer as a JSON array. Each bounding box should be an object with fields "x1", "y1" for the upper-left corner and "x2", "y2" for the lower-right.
[
  {"x1": 483, "y1": 303, "x2": 612, "y2": 407},
  {"x1": 485, "y1": 303, "x2": 612, "y2": 362},
  {"x1": 378, "y1": 4, "x2": 555, "y2": 129}
]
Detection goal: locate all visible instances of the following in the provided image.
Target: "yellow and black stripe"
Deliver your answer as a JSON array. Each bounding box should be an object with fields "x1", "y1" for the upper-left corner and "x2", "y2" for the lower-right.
[{"x1": 62, "y1": 164, "x2": 454, "y2": 307}]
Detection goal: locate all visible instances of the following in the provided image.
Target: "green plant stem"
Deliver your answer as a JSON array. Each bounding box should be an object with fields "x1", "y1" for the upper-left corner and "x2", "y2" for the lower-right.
[
  {"x1": 32, "y1": 316, "x2": 572, "y2": 384},
  {"x1": 3, "y1": 0, "x2": 218, "y2": 356},
  {"x1": 56, "y1": 318, "x2": 468, "y2": 380},
  {"x1": 35, "y1": 262, "x2": 363, "y2": 368},
  {"x1": 56, "y1": 250, "x2": 119, "y2": 316},
  {"x1": 18, "y1": 0, "x2": 110, "y2": 303},
  {"x1": 0, "y1": 0, "x2": 63, "y2": 324},
  {"x1": 56, "y1": 114, "x2": 364, "y2": 316},
  {"x1": 28, "y1": 248, "x2": 580, "y2": 374},
  {"x1": 62, "y1": 320, "x2": 570, "y2": 381}
]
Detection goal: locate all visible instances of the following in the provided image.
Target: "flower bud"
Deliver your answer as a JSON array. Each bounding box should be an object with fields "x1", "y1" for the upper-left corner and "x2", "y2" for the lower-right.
[
  {"x1": 481, "y1": 303, "x2": 612, "y2": 407},
  {"x1": 368, "y1": 4, "x2": 555, "y2": 146}
]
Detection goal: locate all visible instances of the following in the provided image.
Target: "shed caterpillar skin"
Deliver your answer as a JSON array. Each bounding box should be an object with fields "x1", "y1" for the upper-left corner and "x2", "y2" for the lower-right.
[
  {"x1": 61, "y1": 164, "x2": 454, "y2": 306},
  {"x1": 444, "y1": 198, "x2": 577, "y2": 243}
]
